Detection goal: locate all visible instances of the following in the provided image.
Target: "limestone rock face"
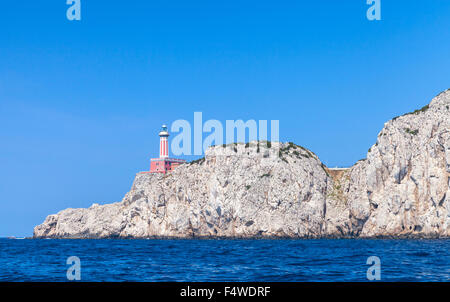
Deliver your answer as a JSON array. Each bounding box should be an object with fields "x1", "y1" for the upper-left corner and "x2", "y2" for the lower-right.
[
  {"x1": 34, "y1": 90, "x2": 450, "y2": 239},
  {"x1": 323, "y1": 161, "x2": 371, "y2": 237},
  {"x1": 323, "y1": 90, "x2": 450, "y2": 238},
  {"x1": 359, "y1": 90, "x2": 450, "y2": 237},
  {"x1": 34, "y1": 142, "x2": 333, "y2": 238}
]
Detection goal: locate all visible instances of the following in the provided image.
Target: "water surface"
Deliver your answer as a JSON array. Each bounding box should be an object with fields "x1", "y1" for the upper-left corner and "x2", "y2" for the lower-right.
[{"x1": 0, "y1": 239, "x2": 448, "y2": 281}]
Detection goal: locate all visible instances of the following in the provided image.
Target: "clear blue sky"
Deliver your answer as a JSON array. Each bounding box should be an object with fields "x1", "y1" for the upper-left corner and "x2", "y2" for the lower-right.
[{"x1": 1, "y1": 1, "x2": 450, "y2": 237}]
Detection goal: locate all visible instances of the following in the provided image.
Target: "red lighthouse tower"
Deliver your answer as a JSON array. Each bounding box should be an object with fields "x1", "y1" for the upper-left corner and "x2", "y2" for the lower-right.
[
  {"x1": 148, "y1": 125, "x2": 185, "y2": 173},
  {"x1": 159, "y1": 124, "x2": 169, "y2": 158}
]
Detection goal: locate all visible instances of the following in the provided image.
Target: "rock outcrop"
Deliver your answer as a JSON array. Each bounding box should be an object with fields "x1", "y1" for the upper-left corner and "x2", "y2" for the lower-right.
[
  {"x1": 359, "y1": 90, "x2": 450, "y2": 237},
  {"x1": 34, "y1": 143, "x2": 333, "y2": 238},
  {"x1": 34, "y1": 90, "x2": 450, "y2": 238}
]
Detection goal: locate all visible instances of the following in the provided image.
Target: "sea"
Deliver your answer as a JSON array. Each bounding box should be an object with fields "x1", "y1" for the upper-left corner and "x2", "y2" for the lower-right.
[{"x1": 0, "y1": 238, "x2": 448, "y2": 282}]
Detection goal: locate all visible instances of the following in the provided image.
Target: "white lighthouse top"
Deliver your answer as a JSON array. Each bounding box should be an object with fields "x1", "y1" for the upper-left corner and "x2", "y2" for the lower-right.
[{"x1": 159, "y1": 124, "x2": 169, "y2": 136}]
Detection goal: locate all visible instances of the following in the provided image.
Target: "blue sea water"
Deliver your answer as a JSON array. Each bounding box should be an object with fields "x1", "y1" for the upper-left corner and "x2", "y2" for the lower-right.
[{"x1": 0, "y1": 239, "x2": 448, "y2": 282}]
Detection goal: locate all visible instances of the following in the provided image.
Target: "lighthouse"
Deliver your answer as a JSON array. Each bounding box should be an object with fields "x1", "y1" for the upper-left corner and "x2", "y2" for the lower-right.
[
  {"x1": 159, "y1": 124, "x2": 169, "y2": 158},
  {"x1": 146, "y1": 124, "x2": 186, "y2": 174}
]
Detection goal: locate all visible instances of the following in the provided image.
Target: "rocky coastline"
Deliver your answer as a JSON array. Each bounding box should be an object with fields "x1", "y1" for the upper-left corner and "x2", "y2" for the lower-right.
[{"x1": 34, "y1": 90, "x2": 450, "y2": 239}]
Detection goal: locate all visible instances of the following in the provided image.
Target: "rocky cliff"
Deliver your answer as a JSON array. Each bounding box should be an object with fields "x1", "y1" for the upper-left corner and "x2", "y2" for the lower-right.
[{"x1": 34, "y1": 90, "x2": 450, "y2": 238}]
